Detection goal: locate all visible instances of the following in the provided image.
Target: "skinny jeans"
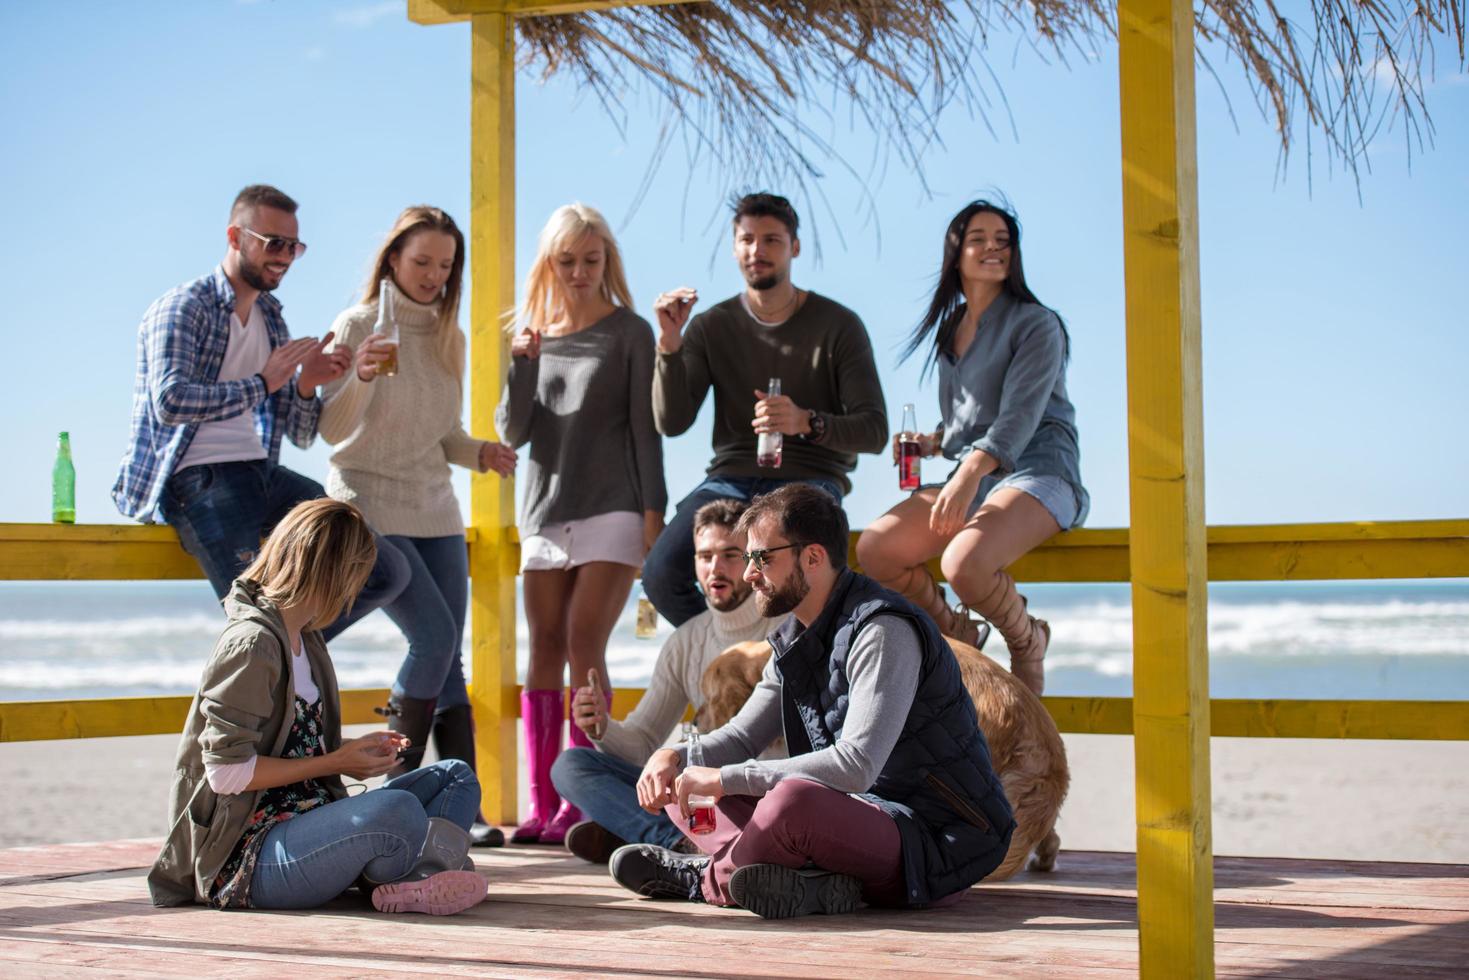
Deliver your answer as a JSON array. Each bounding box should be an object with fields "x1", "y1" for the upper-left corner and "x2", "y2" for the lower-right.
[
  {"x1": 380, "y1": 534, "x2": 470, "y2": 708},
  {"x1": 248, "y1": 759, "x2": 479, "y2": 910}
]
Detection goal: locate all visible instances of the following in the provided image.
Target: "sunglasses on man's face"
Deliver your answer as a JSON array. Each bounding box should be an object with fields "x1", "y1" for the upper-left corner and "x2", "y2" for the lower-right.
[
  {"x1": 238, "y1": 226, "x2": 308, "y2": 259},
  {"x1": 742, "y1": 543, "x2": 800, "y2": 570}
]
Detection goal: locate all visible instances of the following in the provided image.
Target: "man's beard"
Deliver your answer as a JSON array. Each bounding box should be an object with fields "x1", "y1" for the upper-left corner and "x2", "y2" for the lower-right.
[
  {"x1": 238, "y1": 252, "x2": 280, "y2": 292},
  {"x1": 746, "y1": 273, "x2": 780, "y2": 291},
  {"x1": 705, "y1": 577, "x2": 753, "y2": 613},
  {"x1": 755, "y1": 562, "x2": 809, "y2": 618}
]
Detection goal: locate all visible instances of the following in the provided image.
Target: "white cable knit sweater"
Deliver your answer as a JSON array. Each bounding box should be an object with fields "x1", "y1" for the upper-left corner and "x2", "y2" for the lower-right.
[
  {"x1": 319, "y1": 294, "x2": 488, "y2": 538},
  {"x1": 594, "y1": 593, "x2": 770, "y2": 766}
]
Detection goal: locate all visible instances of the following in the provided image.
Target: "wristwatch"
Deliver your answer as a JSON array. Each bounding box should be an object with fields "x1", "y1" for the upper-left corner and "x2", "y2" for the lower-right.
[{"x1": 803, "y1": 410, "x2": 828, "y2": 443}]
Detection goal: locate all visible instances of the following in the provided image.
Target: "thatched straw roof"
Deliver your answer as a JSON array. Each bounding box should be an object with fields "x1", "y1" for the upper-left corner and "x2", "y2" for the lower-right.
[{"x1": 516, "y1": 1, "x2": 1465, "y2": 221}]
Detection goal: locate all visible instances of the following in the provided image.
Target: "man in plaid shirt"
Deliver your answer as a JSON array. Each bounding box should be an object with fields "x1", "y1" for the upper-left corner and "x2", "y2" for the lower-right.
[{"x1": 112, "y1": 185, "x2": 409, "y2": 636}]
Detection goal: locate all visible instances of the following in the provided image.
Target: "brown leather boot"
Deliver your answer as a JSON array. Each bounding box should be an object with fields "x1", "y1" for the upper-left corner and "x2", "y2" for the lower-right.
[
  {"x1": 879, "y1": 564, "x2": 988, "y2": 649},
  {"x1": 968, "y1": 570, "x2": 1049, "y2": 695}
]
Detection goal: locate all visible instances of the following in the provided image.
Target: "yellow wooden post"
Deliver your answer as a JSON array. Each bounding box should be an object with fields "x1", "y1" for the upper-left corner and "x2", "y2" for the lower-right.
[
  {"x1": 1118, "y1": 0, "x2": 1214, "y2": 974},
  {"x1": 468, "y1": 9, "x2": 520, "y2": 825}
]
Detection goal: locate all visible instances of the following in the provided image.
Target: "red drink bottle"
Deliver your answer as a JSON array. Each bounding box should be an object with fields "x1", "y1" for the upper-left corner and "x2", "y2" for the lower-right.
[
  {"x1": 685, "y1": 723, "x2": 717, "y2": 835},
  {"x1": 898, "y1": 403, "x2": 922, "y2": 491}
]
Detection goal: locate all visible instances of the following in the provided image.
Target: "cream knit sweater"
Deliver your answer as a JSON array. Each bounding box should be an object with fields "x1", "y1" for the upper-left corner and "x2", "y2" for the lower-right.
[
  {"x1": 593, "y1": 593, "x2": 770, "y2": 766},
  {"x1": 319, "y1": 294, "x2": 487, "y2": 538}
]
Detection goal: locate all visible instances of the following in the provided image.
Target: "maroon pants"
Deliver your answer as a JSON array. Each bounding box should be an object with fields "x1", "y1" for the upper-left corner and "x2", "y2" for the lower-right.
[{"x1": 666, "y1": 778, "x2": 907, "y2": 907}]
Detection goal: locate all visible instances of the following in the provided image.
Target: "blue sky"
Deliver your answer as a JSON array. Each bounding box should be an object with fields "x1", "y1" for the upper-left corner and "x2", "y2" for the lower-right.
[{"x1": 2, "y1": 0, "x2": 1465, "y2": 534}]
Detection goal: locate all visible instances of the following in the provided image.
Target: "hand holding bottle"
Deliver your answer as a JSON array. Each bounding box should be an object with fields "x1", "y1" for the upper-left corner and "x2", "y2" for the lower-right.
[{"x1": 571, "y1": 668, "x2": 609, "y2": 740}]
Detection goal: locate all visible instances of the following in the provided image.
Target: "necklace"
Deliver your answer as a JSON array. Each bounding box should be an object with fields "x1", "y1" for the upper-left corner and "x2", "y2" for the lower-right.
[{"x1": 748, "y1": 288, "x2": 802, "y2": 324}]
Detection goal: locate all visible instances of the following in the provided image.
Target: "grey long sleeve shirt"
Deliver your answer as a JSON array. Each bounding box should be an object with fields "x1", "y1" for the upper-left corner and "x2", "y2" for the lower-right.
[
  {"x1": 680, "y1": 614, "x2": 921, "y2": 797},
  {"x1": 495, "y1": 309, "x2": 667, "y2": 533}
]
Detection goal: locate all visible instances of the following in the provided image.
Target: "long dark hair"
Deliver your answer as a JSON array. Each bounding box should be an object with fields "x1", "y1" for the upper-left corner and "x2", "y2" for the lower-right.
[{"x1": 900, "y1": 199, "x2": 1069, "y2": 377}]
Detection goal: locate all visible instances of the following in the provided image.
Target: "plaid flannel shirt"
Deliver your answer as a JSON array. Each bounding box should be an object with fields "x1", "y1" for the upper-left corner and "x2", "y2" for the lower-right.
[{"x1": 112, "y1": 266, "x2": 321, "y2": 523}]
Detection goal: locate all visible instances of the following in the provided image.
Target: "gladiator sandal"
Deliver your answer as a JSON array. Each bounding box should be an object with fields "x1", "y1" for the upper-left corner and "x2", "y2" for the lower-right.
[
  {"x1": 968, "y1": 570, "x2": 1049, "y2": 696},
  {"x1": 880, "y1": 564, "x2": 989, "y2": 649}
]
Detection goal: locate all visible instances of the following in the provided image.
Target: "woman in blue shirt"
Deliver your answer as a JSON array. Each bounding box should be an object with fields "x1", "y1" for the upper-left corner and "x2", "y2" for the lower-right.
[{"x1": 856, "y1": 200, "x2": 1088, "y2": 696}]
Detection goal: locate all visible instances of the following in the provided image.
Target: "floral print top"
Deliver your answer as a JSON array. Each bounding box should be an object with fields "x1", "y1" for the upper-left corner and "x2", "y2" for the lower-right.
[{"x1": 209, "y1": 696, "x2": 333, "y2": 909}]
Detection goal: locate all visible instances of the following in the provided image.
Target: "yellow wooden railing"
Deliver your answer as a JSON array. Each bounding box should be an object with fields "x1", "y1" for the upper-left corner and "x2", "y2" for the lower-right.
[{"x1": 5, "y1": 519, "x2": 1465, "y2": 742}]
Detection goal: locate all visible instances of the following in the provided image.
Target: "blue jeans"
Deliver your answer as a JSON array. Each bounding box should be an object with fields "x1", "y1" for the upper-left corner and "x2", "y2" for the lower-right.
[
  {"x1": 249, "y1": 759, "x2": 479, "y2": 910},
  {"x1": 160, "y1": 460, "x2": 411, "y2": 641},
  {"x1": 641, "y1": 475, "x2": 845, "y2": 626},
  {"x1": 381, "y1": 534, "x2": 470, "y2": 707},
  {"x1": 551, "y1": 747, "x2": 684, "y2": 849}
]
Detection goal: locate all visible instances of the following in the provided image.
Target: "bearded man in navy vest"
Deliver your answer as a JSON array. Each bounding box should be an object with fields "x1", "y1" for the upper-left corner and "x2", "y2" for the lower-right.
[{"x1": 607, "y1": 482, "x2": 1015, "y2": 918}]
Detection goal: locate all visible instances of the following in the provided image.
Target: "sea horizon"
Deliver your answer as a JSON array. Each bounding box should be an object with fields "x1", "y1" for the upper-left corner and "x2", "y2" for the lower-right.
[{"x1": 2, "y1": 578, "x2": 1465, "y2": 704}]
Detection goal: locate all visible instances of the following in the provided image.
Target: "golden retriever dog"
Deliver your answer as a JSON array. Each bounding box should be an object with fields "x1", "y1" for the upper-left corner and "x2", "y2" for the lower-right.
[{"x1": 697, "y1": 636, "x2": 1067, "y2": 880}]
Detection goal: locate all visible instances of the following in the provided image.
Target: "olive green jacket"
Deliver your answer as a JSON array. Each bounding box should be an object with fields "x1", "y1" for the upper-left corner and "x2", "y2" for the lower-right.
[{"x1": 147, "y1": 580, "x2": 347, "y2": 907}]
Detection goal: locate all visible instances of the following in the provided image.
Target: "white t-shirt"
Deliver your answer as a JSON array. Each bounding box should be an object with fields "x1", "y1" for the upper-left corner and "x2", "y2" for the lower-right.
[{"x1": 177, "y1": 301, "x2": 271, "y2": 470}]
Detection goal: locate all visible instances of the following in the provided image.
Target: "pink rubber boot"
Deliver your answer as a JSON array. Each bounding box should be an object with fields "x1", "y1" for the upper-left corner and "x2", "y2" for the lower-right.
[
  {"x1": 539, "y1": 688, "x2": 612, "y2": 844},
  {"x1": 511, "y1": 689, "x2": 564, "y2": 844}
]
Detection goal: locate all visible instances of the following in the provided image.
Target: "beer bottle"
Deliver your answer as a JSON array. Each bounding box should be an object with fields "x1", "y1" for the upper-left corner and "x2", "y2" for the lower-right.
[
  {"x1": 52, "y1": 431, "x2": 76, "y2": 524},
  {"x1": 756, "y1": 377, "x2": 783, "y2": 468},
  {"x1": 634, "y1": 589, "x2": 658, "y2": 639},
  {"x1": 374, "y1": 278, "x2": 400, "y2": 377}
]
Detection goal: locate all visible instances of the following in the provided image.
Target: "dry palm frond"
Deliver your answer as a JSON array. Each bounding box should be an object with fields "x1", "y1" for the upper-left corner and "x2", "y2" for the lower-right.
[{"x1": 515, "y1": 1, "x2": 1466, "y2": 230}]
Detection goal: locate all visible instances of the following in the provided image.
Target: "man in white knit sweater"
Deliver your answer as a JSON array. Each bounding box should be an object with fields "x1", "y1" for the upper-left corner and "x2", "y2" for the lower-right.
[{"x1": 552, "y1": 500, "x2": 770, "y2": 863}]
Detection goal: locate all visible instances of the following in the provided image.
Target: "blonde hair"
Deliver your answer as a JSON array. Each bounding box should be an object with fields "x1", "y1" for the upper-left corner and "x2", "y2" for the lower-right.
[
  {"x1": 512, "y1": 203, "x2": 635, "y2": 333},
  {"x1": 363, "y1": 206, "x2": 467, "y2": 383},
  {"x1": 240, "y1": 499, "x2": 377, "y2": 630}
]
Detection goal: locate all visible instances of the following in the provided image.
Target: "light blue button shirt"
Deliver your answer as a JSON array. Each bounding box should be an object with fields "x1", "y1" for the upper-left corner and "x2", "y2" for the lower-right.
[{"x1": 936, "y1": 291, "x2": 1089, "y2": 524}]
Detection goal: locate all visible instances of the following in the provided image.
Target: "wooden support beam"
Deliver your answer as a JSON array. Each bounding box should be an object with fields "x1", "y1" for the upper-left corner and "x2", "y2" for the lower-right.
[
  {"x1": 1118, "y1": 0, "x2": 1214, "y2": 973},
  {"x1": 468, "y1": 9, "x2": 522, "y2": 827}
]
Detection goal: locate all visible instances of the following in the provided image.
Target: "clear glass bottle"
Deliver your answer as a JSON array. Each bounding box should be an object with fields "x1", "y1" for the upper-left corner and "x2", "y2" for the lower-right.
[
  {"x1": 374, "y1": 277, "x2": 400, "y2": 377},
  {"x1": 634, "y1": 590, "x2": 658, "y2": 639},
  {"x1": 756, "y1": 377, "x2": 783, "y2": 468},
  {"x1": 52, "y1": 431, "x2": 75, "y2": 524},
  {"x1": 898, "y1": 402, "x2": 922, "y2": 491},
  {"x1": 684, "y1": 722, "x2": 717, "y2": 835}
]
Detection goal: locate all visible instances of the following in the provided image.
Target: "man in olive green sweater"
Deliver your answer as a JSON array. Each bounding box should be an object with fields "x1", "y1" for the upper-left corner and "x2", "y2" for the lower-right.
[{"x1": 645, "y1": 192, "x2": 888, "y2": 626}]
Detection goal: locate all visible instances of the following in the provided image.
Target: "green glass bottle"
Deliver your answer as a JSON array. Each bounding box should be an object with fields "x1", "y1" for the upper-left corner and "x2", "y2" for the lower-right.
[{"x1": 52, "y1": 431, "x2": 75, "y2": 524}]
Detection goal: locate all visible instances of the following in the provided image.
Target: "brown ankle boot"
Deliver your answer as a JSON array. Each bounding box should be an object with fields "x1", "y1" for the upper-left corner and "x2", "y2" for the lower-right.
[
  {"x1": 880, "y1": 565, "x2": 985, "y2": 647},
  {"x1": 969, "y1": 571, "x2": 1049, "y2": 695}
]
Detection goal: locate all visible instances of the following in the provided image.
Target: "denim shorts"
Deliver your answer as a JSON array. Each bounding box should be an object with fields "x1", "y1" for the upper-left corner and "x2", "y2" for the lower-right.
[{"x1": 922, "y1": 471, "x2": 1082, "y2": 530}]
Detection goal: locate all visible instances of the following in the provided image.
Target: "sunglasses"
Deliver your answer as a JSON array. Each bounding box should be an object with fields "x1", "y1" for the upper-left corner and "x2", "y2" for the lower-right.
[
  {"x1": 742, "y1": 543, "x2": 800, "y2": 570},
  {"x1": 238, "y1": 226, "x2": 308, "y2": 259}
]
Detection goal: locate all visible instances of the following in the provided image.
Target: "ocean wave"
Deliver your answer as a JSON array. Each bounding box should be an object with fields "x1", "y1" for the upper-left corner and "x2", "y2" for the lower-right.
[{"x1": 1, "y1": 593, "x2": 1464, "y2": 697}]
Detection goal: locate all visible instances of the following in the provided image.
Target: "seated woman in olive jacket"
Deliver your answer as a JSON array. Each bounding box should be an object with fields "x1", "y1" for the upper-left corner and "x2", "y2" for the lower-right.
[{"x1": 148, "y1": 498, "x2": 487, "y2": 915}]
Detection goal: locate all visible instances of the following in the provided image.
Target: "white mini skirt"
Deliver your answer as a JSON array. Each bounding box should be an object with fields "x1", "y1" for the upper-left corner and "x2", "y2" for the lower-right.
[{"x1": 520, "y1": 510, "x2": 644, "y2": 572}]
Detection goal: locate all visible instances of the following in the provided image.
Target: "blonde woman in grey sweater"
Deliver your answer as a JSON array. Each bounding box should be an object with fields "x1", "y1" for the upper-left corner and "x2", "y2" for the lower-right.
[
  {"x1": 320, "y1": 207, "x2": 515, "y2": 846},
  {"x1": 496, "y1": 203, "x2": 668, "y2": 845}
]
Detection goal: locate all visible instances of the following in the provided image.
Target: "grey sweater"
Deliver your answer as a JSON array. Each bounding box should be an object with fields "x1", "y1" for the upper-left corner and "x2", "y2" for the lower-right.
[
  {"x1": 496, "y1": 309, "x2": 667, "y2": 533},
  {"x1": 678, "y1": 614, "x2": 921, "y2": 797},
  {"x1": 652, "y1": 293, "x2": 888, "y2": 494}
]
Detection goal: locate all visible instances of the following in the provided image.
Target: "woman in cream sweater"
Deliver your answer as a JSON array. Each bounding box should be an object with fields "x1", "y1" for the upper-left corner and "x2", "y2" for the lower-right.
[{"x1": 320, "y1": 206, "x2": 515, "y2": 846}]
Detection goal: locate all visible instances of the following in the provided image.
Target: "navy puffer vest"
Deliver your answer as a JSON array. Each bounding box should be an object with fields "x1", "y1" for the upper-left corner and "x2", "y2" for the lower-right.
[{"x1": 769, "y1": 569, "x2": 1015, "y2": 905}]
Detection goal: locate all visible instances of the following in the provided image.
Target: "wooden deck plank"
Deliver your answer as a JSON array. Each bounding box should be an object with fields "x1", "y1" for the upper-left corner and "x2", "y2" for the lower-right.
[{"x1": 1, "y1": 841, "x2": 1464, "y2": 979}]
